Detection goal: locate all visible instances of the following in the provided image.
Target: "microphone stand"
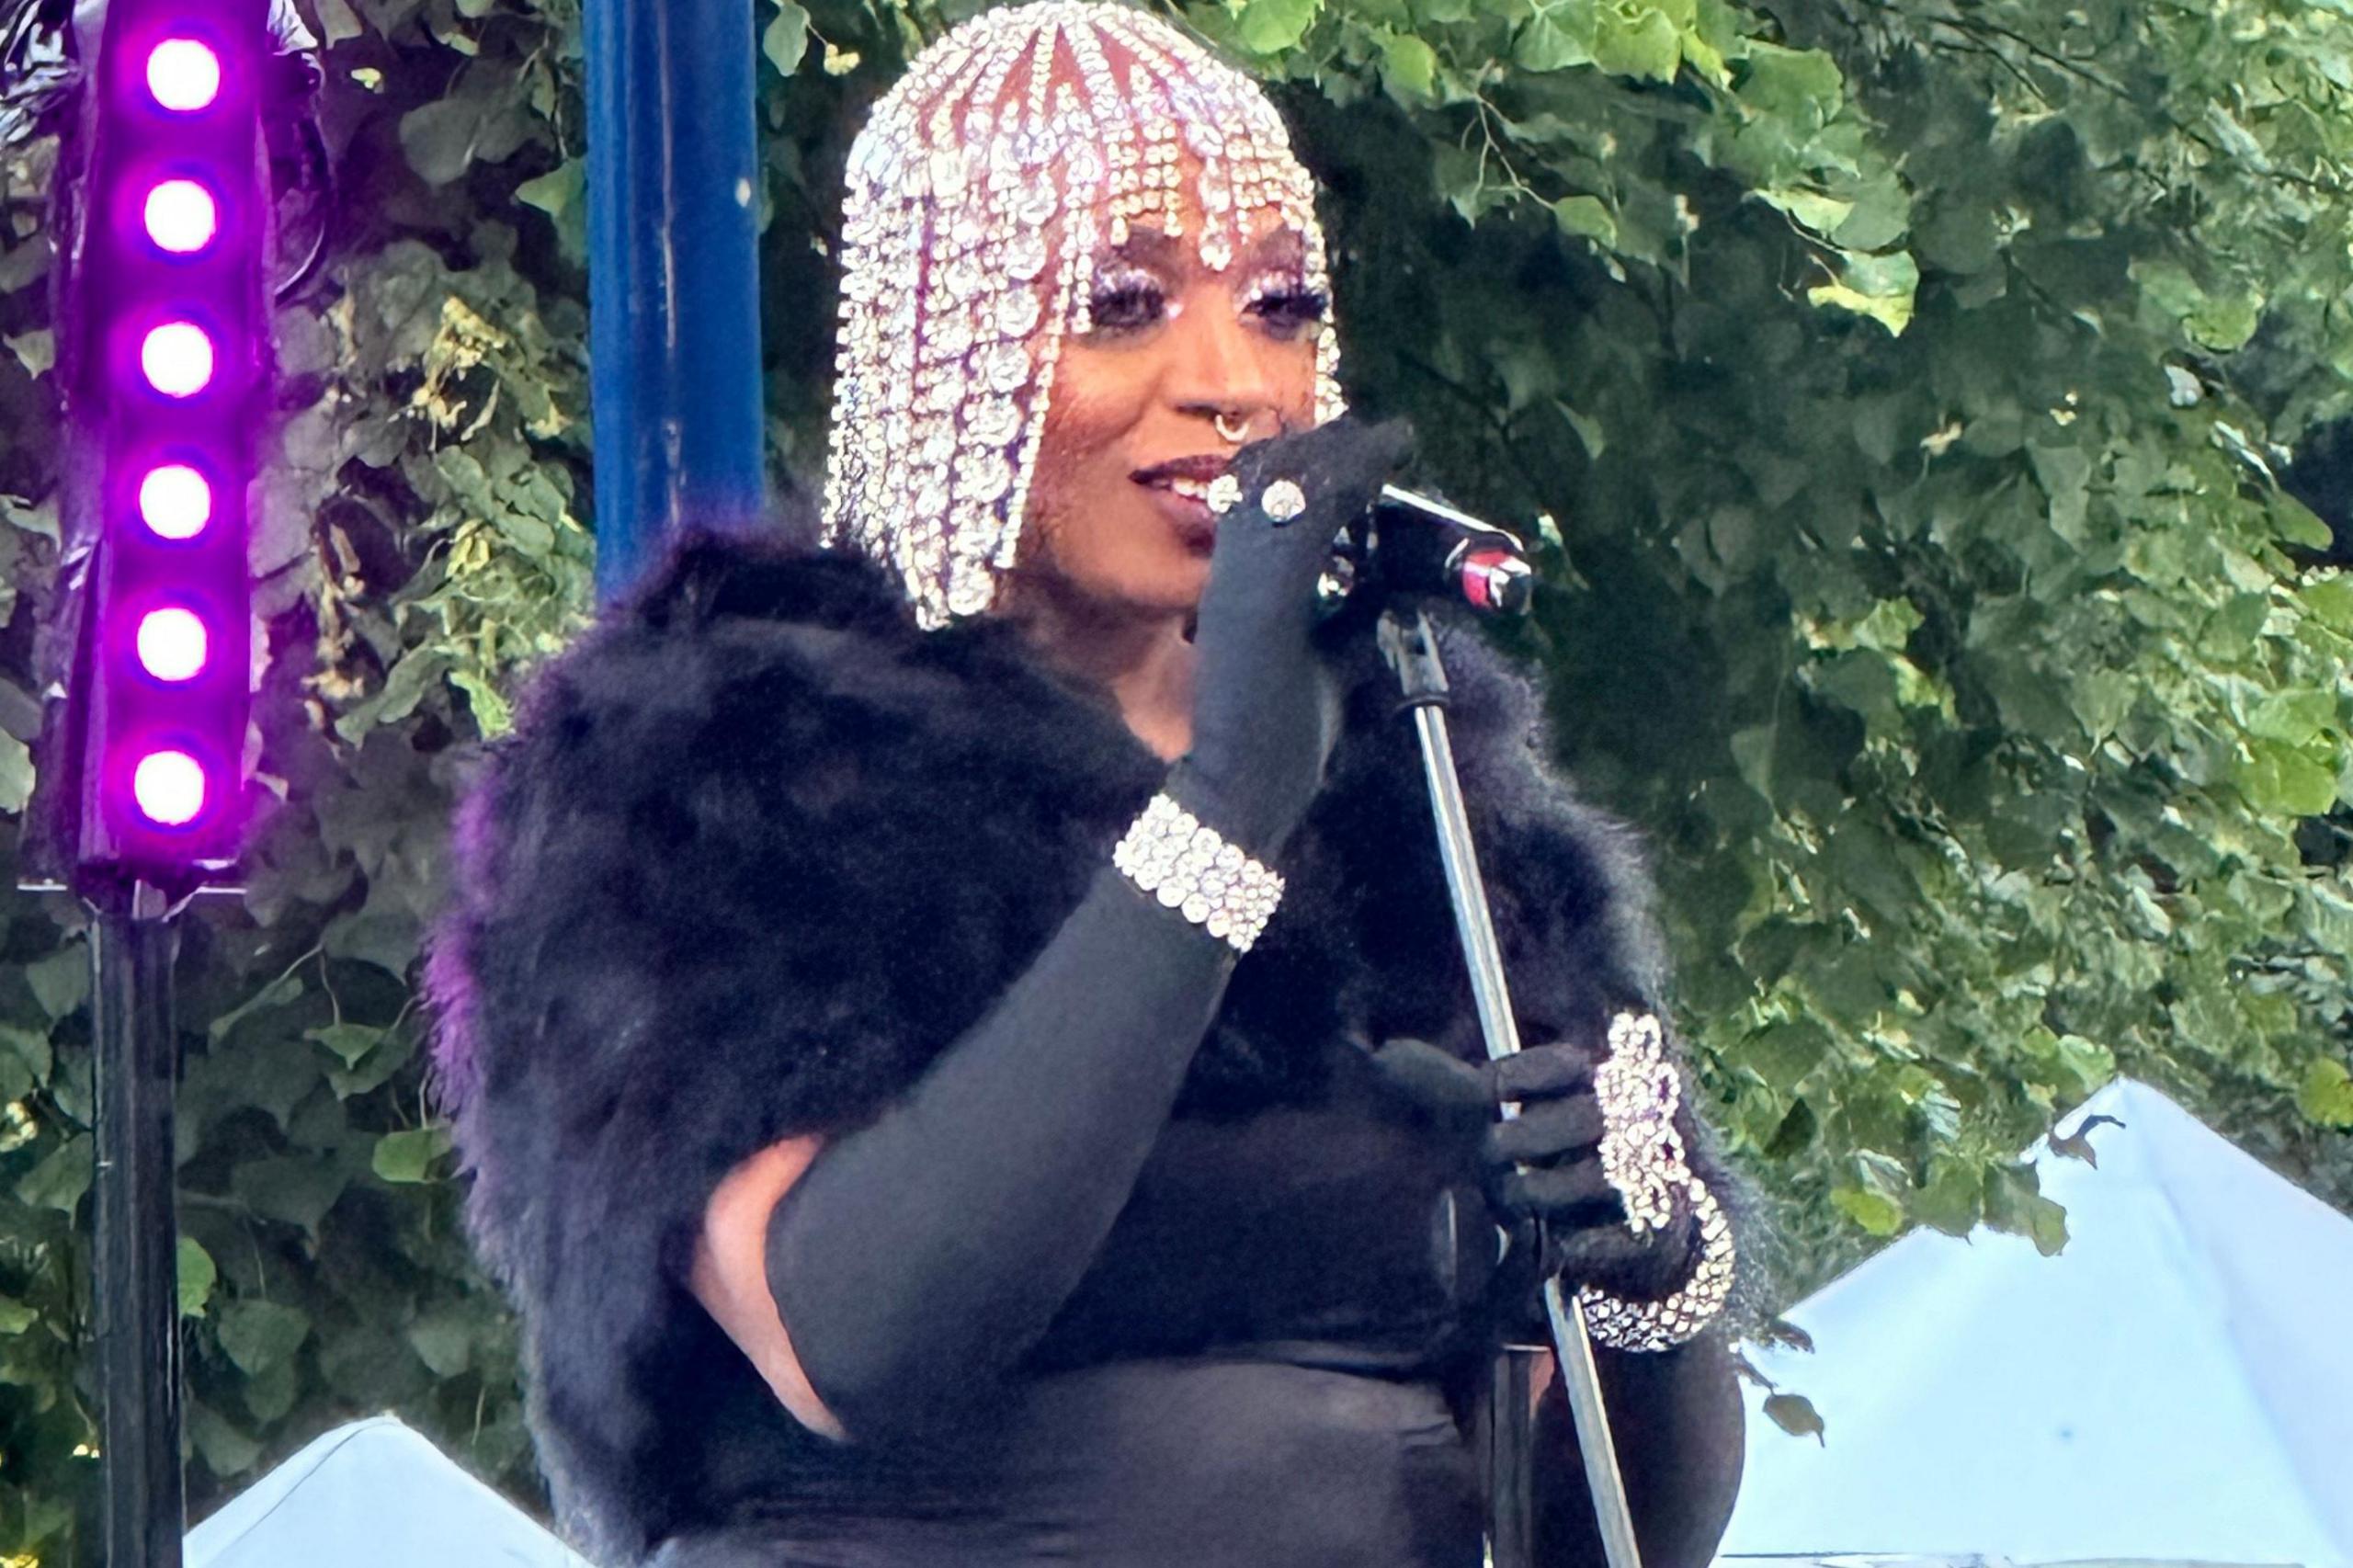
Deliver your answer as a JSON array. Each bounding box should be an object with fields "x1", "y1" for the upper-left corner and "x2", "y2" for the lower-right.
[{"x1": 1376, "y1": 606, "x2": 1643, "y2": 1568}]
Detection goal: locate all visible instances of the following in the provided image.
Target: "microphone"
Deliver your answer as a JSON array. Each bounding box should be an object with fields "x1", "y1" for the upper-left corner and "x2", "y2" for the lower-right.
[{"x1": 1324, "y1": 486, "x2": 1537, "y2": 618}]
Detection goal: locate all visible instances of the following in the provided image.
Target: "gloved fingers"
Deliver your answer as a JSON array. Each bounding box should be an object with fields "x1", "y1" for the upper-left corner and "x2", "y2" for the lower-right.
[
  {"x1": 1488, "y1": 1041, "x2": 1598, "y2": 1107},
  {"x1": 1228, "y1": 415, "x2": 1413, "y2": 528},
  {"x1": 1552, "y1": 1207, "x2": 1704, "y2": 1301},
  {"x1": 1484, "y1": 1096, "x2": 1604, "y2": 1165},
  {"x1": 1490, "y1": 1158, "x2": 1620, "y2": 1222},
  {"x1": 1367, "y1": 1036, "x2": 1492, "y2": 1119}
]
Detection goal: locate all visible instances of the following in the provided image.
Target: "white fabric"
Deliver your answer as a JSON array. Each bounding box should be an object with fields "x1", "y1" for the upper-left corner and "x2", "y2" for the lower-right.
[
  {"x1": 1719, "y1": 1079, "x2": 2353, "y2": 1567},
  {"x1": 186, "y1": 1415, "x2": 589, "y2": 1568}
]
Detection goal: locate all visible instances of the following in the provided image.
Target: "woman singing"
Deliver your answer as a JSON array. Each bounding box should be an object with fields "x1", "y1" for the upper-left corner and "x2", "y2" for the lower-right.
[{"x1": 426, "y1": 5, "x2": 1746, "y2": 1563}]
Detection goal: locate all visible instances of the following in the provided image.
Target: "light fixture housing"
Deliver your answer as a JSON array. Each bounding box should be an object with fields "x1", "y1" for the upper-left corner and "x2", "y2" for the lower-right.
[{"x1": 62, "y1": 0, "x2": 268, "y2": 877}]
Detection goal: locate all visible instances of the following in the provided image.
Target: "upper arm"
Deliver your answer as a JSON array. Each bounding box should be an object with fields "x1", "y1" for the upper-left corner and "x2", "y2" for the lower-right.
[{"x1": 688, "y1": 1133, "x2": 850, "y2": 1442}]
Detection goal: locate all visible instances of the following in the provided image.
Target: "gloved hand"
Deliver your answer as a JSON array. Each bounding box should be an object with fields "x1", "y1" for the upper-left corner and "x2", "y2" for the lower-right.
[
  {"x1": 1367, "y1": 1036, "x2": 1702, "y2": 1310},
  {"x1": 1171, "y1": 415, "x2": 1412, "y2": 858}
]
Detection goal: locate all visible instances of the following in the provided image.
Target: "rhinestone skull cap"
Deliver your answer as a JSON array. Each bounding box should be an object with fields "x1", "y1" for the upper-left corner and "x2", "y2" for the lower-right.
[{"x1": 820, "y1": 0, "x2": 1347, "y2": 628}]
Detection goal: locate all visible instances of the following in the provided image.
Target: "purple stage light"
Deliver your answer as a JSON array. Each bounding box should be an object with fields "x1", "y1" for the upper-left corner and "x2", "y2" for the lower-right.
[
  {"x1": 143, "y1": 178, "x2": 218, "y2": 254},
  {"x1": 70, "y1": 2, "x2": 269, "y2": 875},
  {"x1": 131, "y1": 749, "x2": 206, "y2": 826},
  {"x1": 146, "y1": 39, "x2": 222, "y2": 112},
  {"x1": 137, "y1": 463, "x2": 211, "y2": 540},
  {"x1": 134, "y1": 608, "x2": 208, "y2": 682},
  {"x1": 140, "y1": 321, "x2": 213, "y2": 397}
]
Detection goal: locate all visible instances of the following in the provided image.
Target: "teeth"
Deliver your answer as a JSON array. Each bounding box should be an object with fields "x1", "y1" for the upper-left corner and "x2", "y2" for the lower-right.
[{"x1": 1165, "y1": 476, "x2": 1212, "y2": 499}]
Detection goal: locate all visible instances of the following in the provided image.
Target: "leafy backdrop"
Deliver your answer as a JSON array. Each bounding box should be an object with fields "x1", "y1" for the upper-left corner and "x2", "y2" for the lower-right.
[{"x1": 1, "y1": 0, "x2": 2348, "y2": 1558}]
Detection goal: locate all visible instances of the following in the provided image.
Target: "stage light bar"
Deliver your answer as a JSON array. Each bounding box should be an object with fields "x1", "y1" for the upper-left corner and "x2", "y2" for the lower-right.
[
  {"x1": 145, "y1": 39, "x2": 222, "y2": 112},
  {"x1": 143, "y1": 179, "x2": 218, "y2": 254},
  {"x1": 66, "y1": 0, "x2": 269, "y2": 874}
]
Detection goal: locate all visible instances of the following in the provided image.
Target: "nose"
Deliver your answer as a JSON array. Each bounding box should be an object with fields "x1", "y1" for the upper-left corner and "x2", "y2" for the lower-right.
[{"x1": 1163, "y1": 287, "x2": 1281, "y2": 442}]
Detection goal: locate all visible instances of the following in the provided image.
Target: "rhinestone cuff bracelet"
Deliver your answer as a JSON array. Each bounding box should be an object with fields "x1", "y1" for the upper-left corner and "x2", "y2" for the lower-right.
[
  {"x1": 1574, "y1": 1010, "x2": 1737, "y2": 1351},
  {"x1": 1111, "y1": 793, "x2": 1284, "y2": 953}
]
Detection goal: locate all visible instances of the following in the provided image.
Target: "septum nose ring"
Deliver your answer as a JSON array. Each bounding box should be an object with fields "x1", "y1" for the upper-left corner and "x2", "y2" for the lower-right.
[{"x1": 1212, "y1": 410, "x2": 1254, "y2": 445}]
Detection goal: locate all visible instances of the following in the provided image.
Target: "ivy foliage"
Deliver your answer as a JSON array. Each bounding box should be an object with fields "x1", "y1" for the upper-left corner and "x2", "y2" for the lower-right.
[{"x1": 0, "y1": 0, "x2": 2347, "y2": 1556}]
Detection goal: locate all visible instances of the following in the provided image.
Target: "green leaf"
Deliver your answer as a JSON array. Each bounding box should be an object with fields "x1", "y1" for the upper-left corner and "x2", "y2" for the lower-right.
[
  {"x1": 399, "y1": 98, "x2": 482, "y2": 187},
  {"x1": 514, "y1": 159, "x2": 583, "y2": 222},
  {"x1": 5, "y1": 329, "x2": 53, "y2": 377},
  {"x1": 1808, "y1": 250, "x2": 1921, "y2": 335},
  {"x1": 1757, "y1": 187, "x2": 1854, "y2": 236},
  {"x1": 17, "y1": 1134, "x2": 90, "y2": 1215},
  {"x1": 1236, "y1": 0, "x2": 1318, "y2": 53},
  {"x1": 372, "y1": 1124, "x2": 454, "y2": 1184},
  {"x1": 2238, "y1": 740, "x2": 2337, "y2": 818},
  {"x1": 1376, "y1": 30, "x2": 1438, "y2": 103},
  {"x1": 0, "y1": 1296, "x2": 35, "y2": 1335},
  {"x1": 1829, "y1": 1184, "x2": 1904, "y2": 1236},
  {"x1": 231, "y1": 1155, "x2": 347, "y2": 1234},
  {"x1": 1592, "y1": 3, "x2": 1679, "y2": 81},
  {"x1": 2297, "y1": 1059, "x2": 2353, "y2": 1129},
  {"x1": 26, "y1": 946, "x2": 87, "y2": 1020},
  {"x1": 305, "y1": 1023, "x2": 387, "y2": 1070},
  {"x1": 188, "y1": 1402, "x2": 263, "y2": 1479},
  {"x1": 177, "y1": 1237, "x2": 218, "y2": 1319},
  {"x1": 1513, "y1": 6, "x2": 1595, "y2": 72},
  {"x1": 0, "y1": 730, "x2": 31, "y2": 812},
  {"x1": 1551, "y1": 194, "x2": 1617, "y2": 247},
  {"x1": 1762, "y1": 1392, "x2": 1825, "y2": 1445},
  {"x1": 760, "y1": 0, "x2": 810, "y2": 75},
  {"x1": 2246, "y1": 689, "x2": 2336, "y2": 746},
  {"x1": 217, "y1": 1300, "x2": 312, "y2": 1378},
  {"x1": 1739, "y1": 40, "x2": 1844, "y2": 125}
]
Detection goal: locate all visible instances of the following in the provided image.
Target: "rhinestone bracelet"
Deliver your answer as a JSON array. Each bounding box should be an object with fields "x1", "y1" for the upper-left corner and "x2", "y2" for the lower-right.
[
  {"x1": 1573, "y1": 1011, "x2": 1737, "y2": 1351},
  {"x1": 1111, "y1": 793, "x2": 1284, "y2": 953}
]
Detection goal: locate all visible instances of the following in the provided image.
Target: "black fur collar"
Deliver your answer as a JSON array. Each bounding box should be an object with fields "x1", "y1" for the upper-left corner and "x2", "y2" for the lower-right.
[{"x1": 426, "y1": 526, "x2": 1672, "y2": 1561}]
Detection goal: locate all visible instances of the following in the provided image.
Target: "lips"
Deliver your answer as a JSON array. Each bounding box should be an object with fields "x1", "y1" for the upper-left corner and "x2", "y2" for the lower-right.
[
  {"x1": 1131, "y1": 453, "x2": 1233, "y2": 506},
  {"x1": 1131, "y1": 455, "x2": 1228, "y2": 551}
]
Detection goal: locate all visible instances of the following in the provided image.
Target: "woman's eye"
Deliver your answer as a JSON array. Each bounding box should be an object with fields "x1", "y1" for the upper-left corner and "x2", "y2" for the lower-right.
[
  {"x1": 1247, "y1": 285, "x2": 1330, "y2": 337},
  {"x1": 1086, "y1": 280, "x2": 1166, "y2": 333}
]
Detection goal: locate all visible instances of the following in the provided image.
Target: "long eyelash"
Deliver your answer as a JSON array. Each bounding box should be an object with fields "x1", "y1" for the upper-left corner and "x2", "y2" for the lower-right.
[
  {"x1": 1248, "y1": 285, "x2": 1330, "y2": 329},
  {"x1": 1084, "y1": 264, "x2": 1166, "y2": 333}
]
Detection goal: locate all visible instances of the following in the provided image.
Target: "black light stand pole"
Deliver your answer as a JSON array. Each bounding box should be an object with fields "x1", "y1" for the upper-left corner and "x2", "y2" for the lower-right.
[
  {"x1": 89, "y1": 879, "x2": 186, "y2": 1568},
  {"x1": 1378, "y1": 607, "x2": 1644, "y2": 1568}
]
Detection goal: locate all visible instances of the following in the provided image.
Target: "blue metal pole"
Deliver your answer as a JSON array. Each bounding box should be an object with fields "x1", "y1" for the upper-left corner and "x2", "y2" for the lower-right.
[{"x1": 585, "y1": 0, "x2": 767, "y2": 606}]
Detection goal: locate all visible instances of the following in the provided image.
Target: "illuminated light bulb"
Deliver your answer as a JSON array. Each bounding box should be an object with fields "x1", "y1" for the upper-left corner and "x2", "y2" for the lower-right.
[
  {"x1": 132, "y1": 750, "x2": 206, "y2": 826},
  {"x1": 146, "y1": 40, "x2": 222, "y2": 112},
  {"x1": 138, "y1": 464, "x2": 211, "y2": 540},
  {"x1": 140, "y1": 322, "x2": 213, "y2": 397},
  {"x1": 143, "y1": 179, "x2": 218, "y2": 254},
  {"x1": 135, "y1": 608, "x2": 208, "y2": 682}
]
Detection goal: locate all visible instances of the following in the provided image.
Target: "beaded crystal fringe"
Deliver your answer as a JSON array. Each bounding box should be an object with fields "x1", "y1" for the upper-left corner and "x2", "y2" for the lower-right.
[
  {"x1": 1111, "y1": 794, "x2": 1284, "y2": 953},
  {"x1": 819, "y1": 1, "x2": 1347, "y2": 629},
  {"x1": 1574, "y1": 1011, "x2": 1737, "y2": 1351}
]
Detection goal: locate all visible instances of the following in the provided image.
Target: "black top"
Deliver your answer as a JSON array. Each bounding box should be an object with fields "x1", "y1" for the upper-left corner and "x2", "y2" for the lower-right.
[{"x1": 657, "y1": 1040, "x2": 1502, "y2": 1567}]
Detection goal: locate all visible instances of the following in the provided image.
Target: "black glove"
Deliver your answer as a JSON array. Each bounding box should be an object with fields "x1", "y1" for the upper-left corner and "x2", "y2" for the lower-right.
[
  {"x1": 1367, "y1": 1037, "x2": 1701, "y2": 1312},
  {"x1": 763, "y1": 419, "x2": 1408, "y2": 1447},
  {"x1": 1169, "y1": 415, "x2": 1412, "y2": 858}
]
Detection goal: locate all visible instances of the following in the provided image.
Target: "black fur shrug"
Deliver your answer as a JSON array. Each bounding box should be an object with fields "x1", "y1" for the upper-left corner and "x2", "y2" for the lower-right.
[{"x1": 426, "y1": 526, "x2": 1708, "y2": 1565}]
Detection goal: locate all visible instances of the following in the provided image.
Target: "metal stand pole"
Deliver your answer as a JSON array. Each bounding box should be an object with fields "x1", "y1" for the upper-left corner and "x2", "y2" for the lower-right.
[
  {"x1": 1379, "y1": 608, "x2": 1643, "y2": 1568},
  {"x1": 89, "y1": 882, "x2": 184, "y2": 1568},
  {"x1": 584, "y1": 0, "x2": 768, "y2": 605}
]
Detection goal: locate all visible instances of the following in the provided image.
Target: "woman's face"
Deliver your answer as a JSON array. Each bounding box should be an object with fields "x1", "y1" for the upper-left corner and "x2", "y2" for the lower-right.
[{"x1": 1011, "y1": 193, "x2": 1328, "y2": 622}]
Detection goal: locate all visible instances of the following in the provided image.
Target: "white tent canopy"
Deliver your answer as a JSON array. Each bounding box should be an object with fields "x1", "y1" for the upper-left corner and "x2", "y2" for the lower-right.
[
  {"x1": 1718, "y1": 1078, "x2": 2353, "y2": 1568},
  {"x1": 185, "y1": 1415, "x2": 588, "y2": 1568}
]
